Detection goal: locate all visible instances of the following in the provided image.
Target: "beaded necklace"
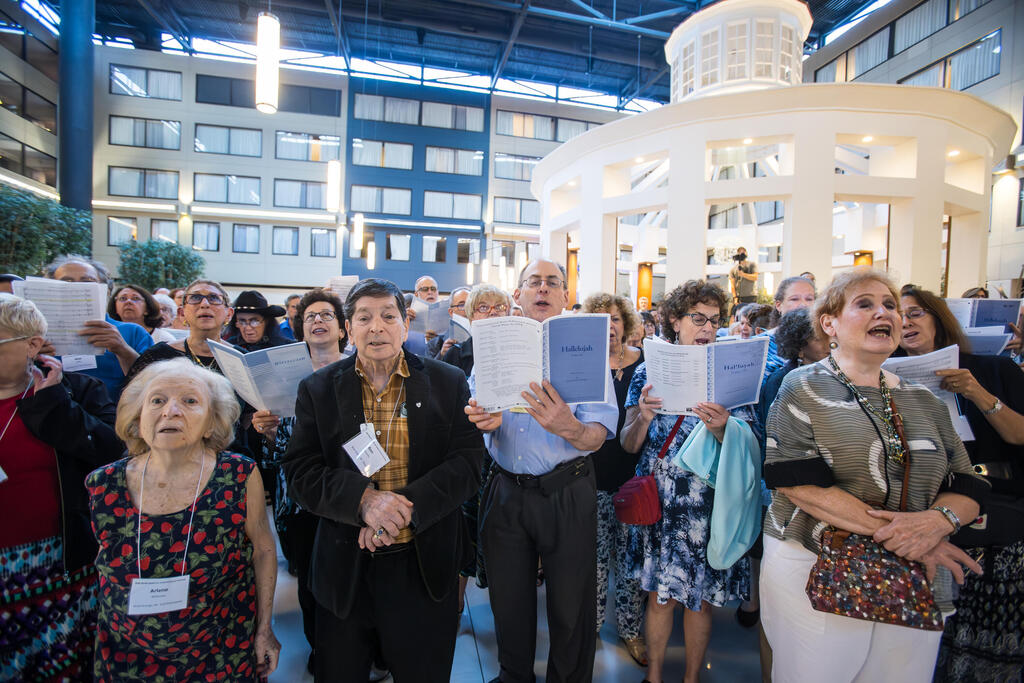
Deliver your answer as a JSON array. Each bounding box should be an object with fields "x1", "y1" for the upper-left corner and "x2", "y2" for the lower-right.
[
  {"x1": 826, "y1": 354, "x2": 905, "y2": 465},
  {"x1": 183, "y1": 339, "x2": 219, "y2": 372}
]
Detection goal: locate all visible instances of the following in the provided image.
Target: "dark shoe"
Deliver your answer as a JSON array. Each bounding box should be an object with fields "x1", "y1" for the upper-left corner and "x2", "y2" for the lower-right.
[
  {"x1": 622, "y1": 636, "x2": 649, "y2": 667},
  {"x1": 736, "y1": 605, "x2": 760, "y2": 628}
]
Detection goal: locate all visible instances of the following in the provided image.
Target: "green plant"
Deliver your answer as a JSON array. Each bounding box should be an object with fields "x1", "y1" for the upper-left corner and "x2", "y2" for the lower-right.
[
  {"x1": 117, "y1": 239, "x2": 205, "y2": 291},
  {"x1": 0, "y1": 184, "x2": 92, "y2": 275}
]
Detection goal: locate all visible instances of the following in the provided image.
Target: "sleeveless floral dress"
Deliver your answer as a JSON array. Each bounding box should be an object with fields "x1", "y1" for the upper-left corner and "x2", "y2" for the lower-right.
[{"x1": 86, "y1": 452, "x2": 258, "y2": 682}]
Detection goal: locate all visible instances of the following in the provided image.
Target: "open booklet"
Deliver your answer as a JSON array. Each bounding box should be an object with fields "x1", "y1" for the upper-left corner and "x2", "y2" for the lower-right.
[
  {"x1": 642, "y1": 335, "x2": 769, "y2": 415},
  {"x1": 207, "y1": 340, "x2": 314, "y2": 418},
  {"x1": 326, "y1": 275, "x2": 359, "y2": 303},
  {"x1": 881, "y1": 344, "x2": 974, "y2": 441},
  {"x1": 946, "y1": 298, "x2": 1021, "y2": 331},
  {"x1": 447, "y1": 314, "x2": 471, "y2": 344},
  {"x1": 12, "y1": 276, "x2": 107, "y2": 356},
  {"x1": 409, "y1": 297, "x2": 450, "y2": 336},
  {"x1": 964, "y1": 326, "x2": 1013, "y2": 356},
  {"x1": 471, "y1": 313, "x2": 610, "y2": 412}
]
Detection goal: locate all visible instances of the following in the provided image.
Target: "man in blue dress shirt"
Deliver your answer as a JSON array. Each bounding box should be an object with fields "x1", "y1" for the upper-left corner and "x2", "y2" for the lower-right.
[{"x1": 466, "y1": 259, "x2": 618, "y2": 683}]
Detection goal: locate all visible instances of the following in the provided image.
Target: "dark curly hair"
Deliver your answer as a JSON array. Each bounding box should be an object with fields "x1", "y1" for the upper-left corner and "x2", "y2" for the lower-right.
[
  {"x1": 659, "y1": 280, "x2": 728, "y2": 344},
  {"x1": 292, "y1": 288, "x2": 347, "y2": 350},
  {"x1": 640, "y1": 310, "x2": 659, "y2": 336},
  {"x1": 738, "y1": 303, "x2": 774, "y2": 332},
  {"x1": 582, "y1": 292, "x2": 639, "y2": 344},
  {"x1": 107, "y1": 284, "x2": 163, "y2": 330},
  {"x1": 774, "y1": 308, "x2": 815, "y2": 361}
]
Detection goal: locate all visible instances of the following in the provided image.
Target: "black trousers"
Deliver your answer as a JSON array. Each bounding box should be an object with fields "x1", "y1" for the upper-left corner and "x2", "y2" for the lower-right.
[
  {"x1": 314, "y1": 545, "x2": 458, "y2": 683},
  {"x1": 480, "y1": 467, "x2": 598, "y2": 683},
  {"x1": 278, "y1": 511, "x2": 319, "y2": 650}
]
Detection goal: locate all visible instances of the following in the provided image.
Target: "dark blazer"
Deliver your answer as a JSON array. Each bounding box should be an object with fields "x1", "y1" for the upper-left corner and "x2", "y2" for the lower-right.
[
  {"x1": 282, "y1": 349, "x2": 484, "y2": 619},
  {"x1": 440, "y1": 337, "x2": 474, "y2": 377}
]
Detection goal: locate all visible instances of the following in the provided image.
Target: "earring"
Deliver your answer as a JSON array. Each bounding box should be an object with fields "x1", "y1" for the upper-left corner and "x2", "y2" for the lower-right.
[{"x1": 829, "y1": 340, "x2": 838, "y2": 350}]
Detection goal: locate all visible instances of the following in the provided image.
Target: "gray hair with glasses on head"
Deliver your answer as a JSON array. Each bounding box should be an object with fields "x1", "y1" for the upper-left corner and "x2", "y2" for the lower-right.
[
  {"x1": 0, "y1": 293, "x2": 47, "y2": 339},
  {"x1": 466, "y1": 283, "x2": 512, "y2": 318},
  {"x1": 517, "y1": 260, "x2": 569, "y2": 290}
]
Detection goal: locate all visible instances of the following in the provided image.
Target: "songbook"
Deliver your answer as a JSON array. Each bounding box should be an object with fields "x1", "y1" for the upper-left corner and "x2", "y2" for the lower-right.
[
  {"x1": 882, "y1": 344, "x2": 974, "y2": 441},
  {"x1": 409, "y1": 297, "x2": 450, "y2": 336},
  {"x1": 471, "y1": 313, "x2": 610, "y2": 412},
  {"x1": 964, "y1": 326, "x2": 1013, "y2": 356},
  {"x1": 946, "y1": 298, "x2": 1021, "y2": 331},
  {"x1": 207, "y1": 340, "x2": 314, "y2": 418},
  {"x1": 326, "y1": 275, "x2": 359, "y2": 303},
  {"x1": 448, "y1": 314, "x2": 471, "y2": 344},
  {"x1": 12, "y1": 276, "x2": 107, "y2": 355},
  {"x1": 642, "y1": 336, "x2": 769, "y2": 415}
]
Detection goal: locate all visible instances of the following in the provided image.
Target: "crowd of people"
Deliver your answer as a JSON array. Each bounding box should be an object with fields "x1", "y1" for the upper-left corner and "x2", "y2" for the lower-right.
[{"x1": 0, "y1": 252, "x2": 1021, "y2": 683}]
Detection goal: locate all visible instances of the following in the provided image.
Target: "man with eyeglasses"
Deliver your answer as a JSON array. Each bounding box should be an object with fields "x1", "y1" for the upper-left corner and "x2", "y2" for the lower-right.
[
  {"x1": 413, "y1": 276, "x2": 440, "y2": 303},
  {"x1": 465, "y1": 259, "x2": 619, "y2": 683},
  {"x1": 426, "y1": 286, "x2": 471, "y2": 360},
  {"x1": 42, "y1": 254, "x2": 153, "y2": 400}
]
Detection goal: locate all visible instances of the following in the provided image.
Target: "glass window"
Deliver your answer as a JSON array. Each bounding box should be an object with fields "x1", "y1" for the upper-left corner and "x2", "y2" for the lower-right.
[
  {"x1": 279, "y1": 84, "x2": 341, "y2": 117},
  {"x1": 755, "y1": 200, "x2": 784, "y2": 224},
  {"x1": 274, "y1": 179, "x2": 326, "y2": 209},
  {"x1": 353, "y1": 93, "x2": 384, "y2": 120},
  {"x1": 815, "y1": 59, "x2": 839, "y2": 83},
  {"x1": 232, "y1": 224, "x2": 260, "y2": 253},
  {"x1": 490, "y1": 240, "x2": 516, "y2": 266},
  {"x1": 111, "y1": 116, "x2": 181, "y2": 150},
  {"x1": 109, "y1": 167, "x2": 178, "y2": 199},
  {"x1": 195, "y1": 74, "x2": 254, "y2": 107},
  {"x1": 457, "y1": 238, "x2": 480, "y2": 264},
  {"x1": 848, "y1": 27, "x2": 890, "y2": 79},
  {"x1": 424, "y1": 191, "x2": 481, "y2": 220},
  {"x1": 899, "y1": 61, "x2": 944, "y2": 87},
  {"x1": 351, "y1": 139, "x2": 413, "y2": 169},
  {"x1": 779, "y1": 25, "x2": 797, "y2": 82},
  {"x1": 311, "y1": 228, "x2": 336, "y2": 257},
  {"x1": 421, "y1": 102, "x2": 485, "y2": 131},
  {"x1": 758, "y1": 245, "x2": 782, "y2": 263},
  {"x1": 701, "y1": 28, "x2": 720, "y2": 87},
  {"x1": 22, "y1": 89, "x2": 54, "y2": 133},
  {"x1": 726, "y1": 22, "x2": 749, "y2": 80},
  {"x1": 25, "y1": 33, "x2": 57, "y2": 81},
  {"x1": 150, "y1": 219, "x2": 178, "y2": 243},
  {"x1": 949, "y1": 30, "x2": 1000, "y2": 90},
  {"x1": 272, "y1": 226, "x2": 299, "y2": 255},
  {"x1": 556, "y1": 119, "x2": 588, "y2": 142},
  {"x1": 894, "y1": 0, "x2": 946, "y2": 54},
  {"x1": 0, "y1": 72, "x2": 19, "y2": 118},
  {"x1": 754, "y1": 21, "x2": 775, "y2": 79},
  {"x1": 0, "y1": 13, "x2": 22, "y2": 59},
  {"x1": 708, "y1": 204, "x2": 741, "y2": 229},
  {"x1": 680, "y1": 41, "x2": 696, "y2": 96},
  {"x1": 107, "y1": 217, "x2": 137, "y2": 246},
  {"x1": 350, "y1": 185, "x2": 411, "y2": 215},
  {"x1": 422, "y1": 236, "x2": 447, "y2": 263},
  {"x1": 349, "y1": 228, "x2": 374, "y2": 258},
  {"x1": 194, "y1": 124, "x2": 261, "y2": 156},
  {"x1": 385, "y1": 97, "x2": 420, "y2": 124},
  {"x1": 951, "y1": 0, "x2": 991, "y2": 21},
  {"x1": 386, "y1": 233, "x2": 411, "y2": 261},
  {"x1": 493, "y1": 197, "x2": 539, "y2": 224},
  {"x1": 193, "y1": 222, "x2": 220, "y2": 251},
  {"x1": 496, "y1": 111, "x2": 554, "y2": 140},
  {"x1": 425, "y1": 146, "x2": 484, "y2": 176},
  {"x1": 0, "y1": 130, "x2": 22, "y2": 176},
  {"x1": 110, "y1": 64, "x2": 182, "y2": 100},
  {"x1": 494, "y1": 153, "x2": 538, "y2": 181},
  {"x1": 23, "y1": 145, "x2": 54, "y2": 187},
  {"x1": 194, "y1": 173, "x2": 261, "y2": 205},
  {"x1": 275, "y1": 131, "x2": 341, "y2": 162}
]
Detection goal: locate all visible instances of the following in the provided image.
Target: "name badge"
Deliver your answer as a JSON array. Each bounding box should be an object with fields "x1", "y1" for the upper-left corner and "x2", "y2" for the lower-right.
[
  {"x1": 128, "y1": 575, "x2": 190, "y2": 615},
  {"x1": 61, "y1": 354, "x2": 98, "y2": 372},
  {"x1": 342, "y1": 424, "x2": 390, "y2": 477}
]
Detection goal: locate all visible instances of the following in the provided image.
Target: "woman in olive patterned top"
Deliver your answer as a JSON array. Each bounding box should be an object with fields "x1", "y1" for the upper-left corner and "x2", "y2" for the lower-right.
[{"x1": 760, "y1": 269, "x2": 988, "y2": 683}]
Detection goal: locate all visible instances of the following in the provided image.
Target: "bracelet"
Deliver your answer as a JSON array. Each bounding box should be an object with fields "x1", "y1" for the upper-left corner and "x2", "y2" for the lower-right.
[
  {"x1": 982, "y1": 398, "x2": 1003, "y2": 416},
  {"x1": 932, "y1": 505, "x2": 961, "y2": 534}
]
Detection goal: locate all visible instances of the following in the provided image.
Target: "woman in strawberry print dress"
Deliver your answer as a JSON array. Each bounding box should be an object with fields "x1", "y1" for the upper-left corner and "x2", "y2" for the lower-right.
[{"x1": 87, "y1": 358, "x2": 280, "y2": 681}]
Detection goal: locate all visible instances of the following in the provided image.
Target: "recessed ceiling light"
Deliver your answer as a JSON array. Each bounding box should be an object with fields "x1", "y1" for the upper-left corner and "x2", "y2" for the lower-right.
[
  {"x1": 635, "y1": 157, "x2": 644, "y2": 163},
  {"x1": 568, "y1": 180, "x2": 577, "y2": 187},
  {"x1": 742, "y1": 138, "x2": 753, "y2": 145},
  {"x1": 862, "y1": 135, "x2": 873, "y2": 143},
  {"x1": 948, "y1": 149, "x2": 961, "y2": 158}
]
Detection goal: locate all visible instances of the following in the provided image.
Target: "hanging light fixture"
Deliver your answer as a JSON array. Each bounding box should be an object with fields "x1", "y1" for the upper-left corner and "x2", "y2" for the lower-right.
[
  {"x1": 366, "y1": 240, "x2": 376, "y2": 270},
  {"x1": 255, "y1": 11, "x2": 280, "y2": 114},
  {"x1": 480, "y1": 259, "x2": 490, "y2": 284},
  {"x1": 466, "y1": 261, "x2": 474, "y2": 285},
  {"x1": 352, "y1": 212, "x2": 364, "y2": 252},
  {"x1": 326, "y1": 160, "x2": 342, "y2": 212}
]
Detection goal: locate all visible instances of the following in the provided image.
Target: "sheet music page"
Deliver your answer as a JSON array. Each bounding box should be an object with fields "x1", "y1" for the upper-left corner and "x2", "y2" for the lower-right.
[
  {"x1": 642, "y1": 337, "x2": 709, "y2": 416},
  {"x1": 711, "y1": 336, "x2": 769, "y2": 410},
  {"x1": 13, "y1": 277, "x2": 107, "y2": 355},
  {"x1": 326, "y1": 275, "x2": 358, "y2": 303},
  {"x1": 972, "y1": 299, "x2": 1021, "y2": 330},
  {"x1": 471, "y1": 316, "x2": 543, "y2": 412},
  {"x1": 448, "y1": 314, "x2": 471, "y2": 343},
  {"x1": 964, "y1": 327, "x2": 1012, "y2": 356},
  {"x1": 408, "y1": 298, "x2": 449, "y2": 335},
  {"x1": 241, "y1": 342, "x2": 314, "y2": 417},
  {"x1": 944, "y1": 299, "x2": 975, "y2": 329},
  {"x1": 542, "y1": 313, "x2": 609, "y2": 404},
  {"x1": 882, "y1": 344, "x2": 974, "y2": 440},
  {"x1": 207, "y1": 341, "x2": 263, "y2": 410}
]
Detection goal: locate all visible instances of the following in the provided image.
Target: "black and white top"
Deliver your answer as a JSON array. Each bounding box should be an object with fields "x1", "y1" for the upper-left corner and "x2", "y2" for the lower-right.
[{"x1": 763, "y1": 360, "x2": 989, "y2": 555}]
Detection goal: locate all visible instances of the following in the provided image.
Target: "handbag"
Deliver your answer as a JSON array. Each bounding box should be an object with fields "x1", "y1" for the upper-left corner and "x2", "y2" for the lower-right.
[
  {"x1": 613, "y1": 416, "x2": 684, "y2": 526},
  {"x1": 804, "y1": 397, "x2": 944, "y2": 631}
]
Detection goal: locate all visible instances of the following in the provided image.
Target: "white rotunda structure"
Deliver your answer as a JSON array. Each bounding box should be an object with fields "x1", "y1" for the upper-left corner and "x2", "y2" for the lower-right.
[{"x1": 531, "y1": 0, "x2": 1017, "y2": 305}]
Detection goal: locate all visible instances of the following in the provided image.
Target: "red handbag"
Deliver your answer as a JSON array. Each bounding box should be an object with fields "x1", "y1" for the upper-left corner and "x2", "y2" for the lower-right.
[{"x1": 613, "y1": 416, "x2": 685, "y2": 525}]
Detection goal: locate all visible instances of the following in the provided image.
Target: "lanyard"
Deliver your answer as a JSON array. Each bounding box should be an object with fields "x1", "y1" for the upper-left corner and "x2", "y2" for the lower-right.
[
  {"x1": 136, "y1": 452, "x2": 206, "y2": 578},
  {"x1": 0, "y1": 382, "x2": 32, "y2": 446}
]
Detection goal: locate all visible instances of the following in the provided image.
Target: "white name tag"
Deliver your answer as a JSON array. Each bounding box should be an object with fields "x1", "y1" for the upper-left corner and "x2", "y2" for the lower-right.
[
  {"x1": 128, "y1": 574, "x2": 190, "y2": 615},
  {"x1": 61, "y1": 354, "x2": 98, "y2": 371},
  {"x1": 342, "y1": 424, "x2": 390, "y2": 477}
]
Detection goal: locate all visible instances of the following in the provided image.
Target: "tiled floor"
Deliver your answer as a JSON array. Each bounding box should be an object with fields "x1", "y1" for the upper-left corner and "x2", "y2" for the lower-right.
[{"x1": 267, "y1": 541, "x2": 763, "y2": 683}]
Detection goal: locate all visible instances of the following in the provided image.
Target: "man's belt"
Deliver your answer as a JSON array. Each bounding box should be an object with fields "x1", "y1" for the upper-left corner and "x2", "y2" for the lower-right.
[{"x1": 496, "y1": 456, "x2": 590, "y2": 495}]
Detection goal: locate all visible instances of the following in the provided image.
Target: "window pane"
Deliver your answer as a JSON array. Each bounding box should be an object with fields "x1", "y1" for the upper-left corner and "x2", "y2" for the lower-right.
[
  {"x1": 496, "y1": 110, "x2": 515, "y2": 136},
  {"x1": 0, "y1": 130, "x2": 21, "y2": 176},
  {"x1": 151, "y1": 219, "x2": 178, "y2": 243},
  {"x1": 894, "y1": 0, "x2": 946, "y2": 53},
  {"x1": 463, "y1": 106, "x2": 485, "y2": 132},
  {"x1": 422, "y1": 101, "x2": 451, "y2": 128},
  {"x1": 453, "y1": 194, "x2": 481, "y2": 220},
  {"x1": 386, "y1": 233, "x2": 411, "y2": 261},
  {"x1": 273, "y1": 227, "x2": 299, "y2": 255},
  {"x1": 230, "y1": 128, "x2": 262, "y2": 156},
  {"x1": 276, "y1": 131, "x2": 308, "y2": 160},
  {"x1": 351, "y1": 185, "x2": 379, "y2": 212},
  {"x1": 147, "y1": 119, "x2": 180, "y2": 149},
  {"x1": 384, "y1": 97, "x2": 419, "y2": 124},
  {"x1": 110, "y1": 116, "x2": 138, "y2": 146},
  {"x1": 899, "y1": 61, "x2": 944, "y2": 87},
  {"x1": 754, "y1": 21, "x2": 775, "y2": 79},
  {"x1": 422, "y1": 236, "x2": 446, "y2": 263},
  {"x1": 275, "y1": 179, "x2": 302, "y2": 207},
  {"x1": 304, "y1": 182, "x2": 325, "y2": 209},
  {"x1": 194, "y1": 173, "x2": 226, "y2": 202},
  {"x1": 726, "y1": 22, "x2": 748, "y2": 80},
  {"x1": 0, "y1": 72, "x2": 20, "y2": 119},
  {"x1": 494, "y1": 197, "x2": 518, "y2": 223},
  {"x1": 25, "y1": 34, "x2": 57, "y2": 81},
  {"x1": 815, "y1": 59, "x2": 838, "y2": 83},
  {"x1": 352, "y1": 138, "x2": 383, "y2": 166},
  {"x1": 849, "y1": 27, "x2": 889, "y2": 79},
  {"x1": 310, "y1": 135, "x2": 341, "y2": 162},
  {"x1": 520, "y1": 199, "x2": 540, "y2": 225},
  {"x1": 384, "y1": 142, "x2": 413, "y2": 170},
  {"x1": 147, "y1": 69, "x2": 182, "y2": 100},
  {"x1": 146, "y1": 170, "x2": 178, "y2": 199},
  {"x1": 110, "y1": 65, "x2": 147, "y2": 96},
  {"x1": 193, "y1": 222, "x2": 220, "y2": 251},
  {"x1": 23, "y1": 89, "x2": 54, "y2": 133},
  {"x1": 949, "y1": 30, "x2": 1000, "y2": 90},
  {"x1": 381, "y1": 188, "x2": 411, "y2": 214},
  {"x1": 354, "y1": 93, "x2": 384, "y2": 120},
  {"x1": 532, "y1": 114, "x2": 554, "y2": 140},
  {"x1": 109, "y1": 167, "x2": 143, "y2": 196},
  {"x1": 423, "y1": 191, "x2": 451, "y2": 218},
  {"x1": 195, "y1": 124, "x2": 229, "y2": 154},
  {"x1": 701, "y1": 28, "x2": 720, "y2": 87},
  {"x1": 457, "y1": 149, "x2": 483, "y2": 176},
  {"x1": 233, "y1": 224, "x2": 260, "y2": 253},
  {"x1": 556, "y1": 119, "x2": 588, "y2": 142},
  {"x1": 457, "y1": 238, "x2": 480, "y2": 264},
  {"x1": 311, "y1": 228, "x2": 336, "y2": 257},
  {"x1": 425, "y1": 146, "x2": 455, "y2": 173},
  {"x1": 108, "y1": 217, "x2": 137, "y2": 246},
  {"x1": 228, "y1": 176, "x2": 260, "y2": 205}
]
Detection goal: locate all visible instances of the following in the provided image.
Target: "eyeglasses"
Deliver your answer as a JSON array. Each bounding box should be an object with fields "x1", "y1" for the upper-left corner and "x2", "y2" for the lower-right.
[
  {"x1": 235, "y1": 318, "x2": 264, "y2": 328},
  {"x1": 903, "y1": 307, "x2": 929, "y2": 320},
  {"x1": 303, "y1": 311, "x2": 337, "y2": 323},
  {"x1": 451, "y1": 302, "x2": 466, "y2": 310},
  {"x1": 475, "y1": 303, "x2": 509, "y2": 314},
  {"x1": 416, "y1": 285, "x2": 438, "y2": 293},
  {"x1": 184, "y1": 293, "x2": 226, "y2": 306},
  {"x1": 0, "y1": 335, "x2": 29, "y2": 346},
  {"x1": 683, "y1": 312, "x2": 721, "y2": 328},
  {"x1": 116, "y1": 295, "x2": 144, "y2": 303},
  {"x1": 521, "y1": 276, "x2": 564, "y2": 289}
]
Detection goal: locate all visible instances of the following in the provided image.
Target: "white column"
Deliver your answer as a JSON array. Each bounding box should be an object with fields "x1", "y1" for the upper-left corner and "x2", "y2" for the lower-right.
[
  {"x1": 666, "y1": 136, "x2": 708, "y2": 289},
  {"x1": 887, "y1": 141, "x2": 946, "y2": 290},
  {"x1": 783, "y1": 124, "x2": 835, "y2": 282},
  {"x1": 576, "y1": 165, "x2": 619, "y2": 298},
  {"x1": 946, "y1": 212, "x2": 987, "y2": 296}
]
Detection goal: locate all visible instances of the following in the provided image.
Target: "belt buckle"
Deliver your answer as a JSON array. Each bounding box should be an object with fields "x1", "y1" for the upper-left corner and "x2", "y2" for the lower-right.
[{"x1": 974, "y1": 464, "x2": 989, "y2": 476}]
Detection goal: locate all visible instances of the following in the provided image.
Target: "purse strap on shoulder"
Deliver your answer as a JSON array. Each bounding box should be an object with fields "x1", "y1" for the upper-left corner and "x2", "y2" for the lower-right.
[
  {"x1": 889, "y1": 396, "x2": 912, "y2": 512},
  {"x1": 657, "y1": 416, "x2": 686, "y2": 460}
]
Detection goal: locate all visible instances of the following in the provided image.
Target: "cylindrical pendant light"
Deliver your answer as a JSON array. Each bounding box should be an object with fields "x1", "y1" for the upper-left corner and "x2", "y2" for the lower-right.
[
  {"x1": 255, "y1": 12, "x2": 280, "y2": 114},
  {"x1": 352, "y1": 212, "x2": 364, "y2": 251},
  {"x1": 366, "y1": 240, "x2": 376, "y2": 270},
  {"x1": 326, "y1": 160, "x2": 342, "y2": 212},
  {"x1": 466, "y1": 261, "x2": 474, "y2": 285}
]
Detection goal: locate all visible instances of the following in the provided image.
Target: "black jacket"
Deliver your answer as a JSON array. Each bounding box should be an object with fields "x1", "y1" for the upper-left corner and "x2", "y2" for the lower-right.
[
  {"x1": 282, "y1": 350, "x2": 484, "y2": 619},
  {"x1": 440, "y1": 337, "x2": 474, "y2": 378},
  {"x1": 17, "y1": 372, "x2": 124, "y2": 571}
]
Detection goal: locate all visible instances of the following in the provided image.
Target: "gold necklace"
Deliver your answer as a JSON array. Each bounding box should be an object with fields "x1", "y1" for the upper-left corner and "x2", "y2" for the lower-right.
[{"x1": 611, "y1": 344, "x2": 626, "y2": 381}]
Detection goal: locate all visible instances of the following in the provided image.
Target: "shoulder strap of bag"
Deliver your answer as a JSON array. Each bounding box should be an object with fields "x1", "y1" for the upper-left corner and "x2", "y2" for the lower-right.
[
  {"x1": 657, "y1": 416, "x2": 686, "y2": 460},
  {"x1": 889, "y1": 396, "x2": 912, "y2": 512}
]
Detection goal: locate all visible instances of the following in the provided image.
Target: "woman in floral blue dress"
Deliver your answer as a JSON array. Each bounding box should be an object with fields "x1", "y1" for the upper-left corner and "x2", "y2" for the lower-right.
[{"x1": 620, "y1": 280, "x2": 758, "y2": 683}]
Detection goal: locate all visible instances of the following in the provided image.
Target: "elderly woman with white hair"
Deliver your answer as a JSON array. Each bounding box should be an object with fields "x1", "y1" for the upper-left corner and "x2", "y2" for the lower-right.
[
  {"x1": 0, "y1": 293, "x2": 123, "y2": 681},
  {"x1": 87, "y1": 358, "x2": 280, "y2": 681}
]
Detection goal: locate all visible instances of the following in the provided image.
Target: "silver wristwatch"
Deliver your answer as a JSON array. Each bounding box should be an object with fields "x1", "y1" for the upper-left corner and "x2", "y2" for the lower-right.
[{"x1": 982, "y1": 398, "x2": 1004, "y2": 416}]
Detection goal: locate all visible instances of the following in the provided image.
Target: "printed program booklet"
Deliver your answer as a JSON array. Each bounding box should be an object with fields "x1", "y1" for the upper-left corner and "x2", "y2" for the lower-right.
[
  {"x1": 208, "y1": 340, "x2": 314, "y2": 418},
  {"x1": 882, "y1": 344, "x2": 974, "y2": 441},
  {"x1": 409, "y1": 297, "x2": 451, "y2": 336},
  {"x1": 642, "y1": 335, "x2": 769, "y2": 415},
  {"x1": 946, "y1": 298, "x2": 1021, "y2": 331},
  {"x1": 471, "y1": 313, "x2": 610, "y2": 412}
]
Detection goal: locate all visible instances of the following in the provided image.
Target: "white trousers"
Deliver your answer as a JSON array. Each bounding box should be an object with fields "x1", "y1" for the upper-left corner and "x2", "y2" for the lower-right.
[{"x1": 760, "y1": 535, "x2": 943, "y2": 683}]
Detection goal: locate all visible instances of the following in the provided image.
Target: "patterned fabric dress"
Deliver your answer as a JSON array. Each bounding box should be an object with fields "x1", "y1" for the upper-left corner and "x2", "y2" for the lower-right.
[
  {"x1": 87, "y1": 452, "x2": 258, "y2": 682},
  {"x1": 623, "y1": 363, "x2": 752, "y2": 610}
]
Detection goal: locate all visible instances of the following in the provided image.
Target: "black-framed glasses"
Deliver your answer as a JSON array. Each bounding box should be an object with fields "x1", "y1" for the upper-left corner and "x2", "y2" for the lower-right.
[
  {"x1": 303, "y1": 311, "x2": 337, "y2": 323},
  {"x1": 683, "y1": 312, "x2": 721, "y2": 328},
  {"x1": 475, "y1": 302, "x2": 509, "y2": 314},
  {"x1": 451, "y1": 301, "x2": 466, "y2": 310},
  {"x1": 521, "y1": 276, "x2": 564, "y2": 289},
  {"x1": 184, "y1": 293, "x2": 226, "y2": 306},
  {"x1": 902, "y1": 307, "x2": 929, "y2": 320}
]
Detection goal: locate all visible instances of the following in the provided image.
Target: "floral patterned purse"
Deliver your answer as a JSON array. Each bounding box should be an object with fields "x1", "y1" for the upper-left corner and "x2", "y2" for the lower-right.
[{"x1": 804, "y1": 397, "x2": 945, "y2": 631}]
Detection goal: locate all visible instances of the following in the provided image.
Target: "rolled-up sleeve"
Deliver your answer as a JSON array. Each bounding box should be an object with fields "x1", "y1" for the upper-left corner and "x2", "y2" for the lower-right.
[
  {"x1": 763, "y1": 373, "x2": 835, "y2": 489},
  {"x1": 575, "y1": 370, "x2": 618, "y2": 440}
]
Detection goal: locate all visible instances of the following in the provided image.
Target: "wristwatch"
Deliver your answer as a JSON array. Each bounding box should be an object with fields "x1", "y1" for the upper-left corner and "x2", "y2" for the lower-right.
[
  {"x1": 982, "y1": 398, "x2": 1003, "y2": 416},
  {"x1": 932, "y1": 505, "x2": 962, "y2": 534}
]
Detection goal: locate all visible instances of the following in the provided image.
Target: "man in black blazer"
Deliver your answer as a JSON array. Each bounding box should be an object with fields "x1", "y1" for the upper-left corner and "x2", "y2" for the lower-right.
[{"x1": 283, "y1": 278, "x2": 485, "y2": 683}]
